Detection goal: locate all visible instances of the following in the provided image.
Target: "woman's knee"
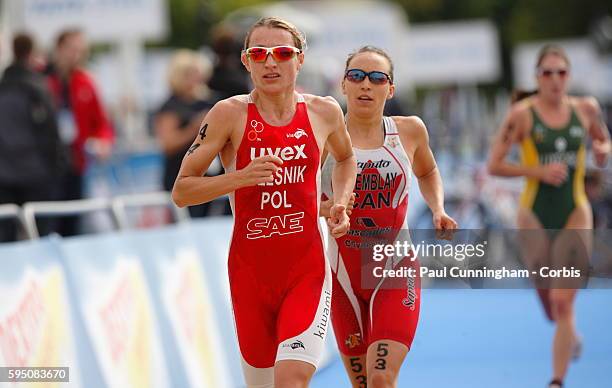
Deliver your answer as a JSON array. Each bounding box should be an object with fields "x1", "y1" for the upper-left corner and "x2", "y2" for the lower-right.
[
  {"x1": 368, "y1": 370, "x2": 395, "y2": 388},
  {"x1": 550, "y1": 292, "x2": 575, "y2": 320},
  {"x1": 274, "y1": 361, "x2": 314, "y2": 388}
]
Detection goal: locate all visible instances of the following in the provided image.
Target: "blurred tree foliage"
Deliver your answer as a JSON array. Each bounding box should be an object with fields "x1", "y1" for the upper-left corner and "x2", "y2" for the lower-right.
[
  {"x1": 166, "y1": 0, "x2": 611, "y2": 46},
  {"x1": 165, "y1": 0, "x2": 273, "y2": 48},
  {"x1": 165, "y1": 0, "x2": 611, "y2": 86},
  {"x1": 399, "y1": 0, "x2": 610, "y2": 41}
]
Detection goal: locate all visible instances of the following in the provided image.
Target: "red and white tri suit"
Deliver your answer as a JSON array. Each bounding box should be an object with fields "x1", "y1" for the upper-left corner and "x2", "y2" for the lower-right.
[
  {"x1": 321, "y1": 116, "x2": 420, "y2": 356},
  {"x1": 226, "y1": 94, "x2": 331, "y2": 386}
]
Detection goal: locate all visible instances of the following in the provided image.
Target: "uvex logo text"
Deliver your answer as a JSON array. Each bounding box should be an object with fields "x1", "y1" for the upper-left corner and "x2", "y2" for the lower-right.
[{"x1": 250, "y1": 145, "x2": 307, "y2": 161}]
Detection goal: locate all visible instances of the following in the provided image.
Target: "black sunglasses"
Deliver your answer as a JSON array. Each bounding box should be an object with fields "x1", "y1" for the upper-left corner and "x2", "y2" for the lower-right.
[{"x1": 345, "y1": 69, "x2": 392, "y2": 85}]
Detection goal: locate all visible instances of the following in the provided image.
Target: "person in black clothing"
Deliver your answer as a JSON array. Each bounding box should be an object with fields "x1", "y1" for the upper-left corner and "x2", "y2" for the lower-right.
[
  {"x1": 207, "y1": 25, "x2": 251, "y2": 101},
  {"x1": 0, "y1": 33, "x2": 66, "y2": 241},
  {"x1": 155, "y1": 49, "x2": 217, "y2": 217}
]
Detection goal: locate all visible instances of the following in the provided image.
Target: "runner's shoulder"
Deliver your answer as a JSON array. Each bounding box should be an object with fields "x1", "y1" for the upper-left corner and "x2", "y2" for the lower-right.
[
  {"x1": 507, "y1": 97, "x2": 533, "y2": 132},
  {"x1": 303, "y1": 94, "x2": 343, "y2": 119},
  {"x1": 509, "y1": 97, "x2": 532, "y2": 117},
  {"x1": 203, "y1": 95, "x2": 248, "y2": 127},
  {"x1": 572, "y1": 95, "x2": 601, "y2": 117},
  {"x1": 210, "y1": 95, "x2": 248, "y2": 115},
  {"x1": 391, "y1": 115, "x2": 428, "y2": 142}
]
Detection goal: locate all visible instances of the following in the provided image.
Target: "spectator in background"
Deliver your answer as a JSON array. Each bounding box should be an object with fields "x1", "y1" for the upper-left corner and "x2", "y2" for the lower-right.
[
  {"x1": 205, "y1": 25, "x2": 266, "y2": 216},
  {"x1": 154, "y1": 49, "x2": 215, "y2": 217},
  {"x1": 45, "y1": 28, "x2": 114, "y2": 236},
  {"x1": 0, "y1": 33, "x2": 66, "y2": 241},
  {"x1": 207, "y1": 24, "x2": 250, "y2": 101}
]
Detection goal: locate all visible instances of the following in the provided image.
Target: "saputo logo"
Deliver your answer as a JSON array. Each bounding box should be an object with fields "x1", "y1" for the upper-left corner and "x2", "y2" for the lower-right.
[
  {"x1": 357, "y1": 160, "x2": 391, "y2": 169},
  {"x1": 402, "y1": 276, "x2": 417, "y2": 311}
]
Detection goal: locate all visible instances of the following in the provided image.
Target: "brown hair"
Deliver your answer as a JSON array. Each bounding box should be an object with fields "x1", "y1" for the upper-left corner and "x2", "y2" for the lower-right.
[
  {"x1": 56, "y1": 28, "x2": 82, "y2": 48},
  {"x1": 345, "y1": 45, "x2": 394, "y2": 83},
  {"x1": 536, "y1": 44, "x2": 570, "y2": 68},
  {"x1": 511, "y1": 89, "x2": 538, "y2": 103},
  {"x1": 243, "y1": 17, "x2": 306, "y2": 51},
  {"x1": 12, "y1": 33, "x2": 34, "y2": 63}
]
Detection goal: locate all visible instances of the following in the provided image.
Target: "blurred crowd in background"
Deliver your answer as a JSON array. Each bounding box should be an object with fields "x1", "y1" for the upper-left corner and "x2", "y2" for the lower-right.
[{"x1": 0, "y1": 0, "x2": 611, "y2": 241}]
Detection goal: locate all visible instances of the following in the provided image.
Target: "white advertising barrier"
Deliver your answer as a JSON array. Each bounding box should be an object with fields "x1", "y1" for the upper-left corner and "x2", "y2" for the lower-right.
[
  {"x1": 0, "y1": 217, "x2": 338, "y2": 387},
  {"x1": 160, "y1": 251, "x2": 229, "y2": 388},
  {"x1": 18, "y1": 0, "x2": 168, "y2": 46},
  {"x1": 513, "y1": 39, "x2": 612, "y2": 99},
  {"x1": 404, "y1": 20, "x2": 501, "y2": 86},
  {"x1": 182, "y1": 218, "x2": 245, "y2": 386},
  {"x1": 96, "y1": 219, "x2": 334, "y2": 388},
  {"x1": 187, "y1": 218, "x2": 339, "y2": 382},
  {"x1": 0, "y1": 238, "x2": 81, "y2": 387},
  {"x1": 59, "y1": 234, "x2": 171, "y2": 388},
  {"x1": 124, "y1": 225, "x2": 234, "y2": 388}
]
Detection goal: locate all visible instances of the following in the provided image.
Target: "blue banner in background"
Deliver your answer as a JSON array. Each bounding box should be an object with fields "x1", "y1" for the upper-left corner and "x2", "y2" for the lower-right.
[
  {"x1": 186, "y1": 218, "x2": 339, "y2": 377},
  {"x1": 124, "y1": 224, "x2": 234, "y2": 388},
  {"x1": 59, "y1": 233, "x2": 172, "y2": 388},
  {"x1": 0, "y1": 218, "x2": 339, "y2": 387},
  {"x1": 0, "y1": 238, "x2": 82, "y2": 387}
]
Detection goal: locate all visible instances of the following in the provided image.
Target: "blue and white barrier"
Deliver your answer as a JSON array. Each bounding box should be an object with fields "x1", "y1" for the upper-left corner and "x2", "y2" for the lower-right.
[{"x1": 0, "y1": 218, "x2": 337, "y2": 388}]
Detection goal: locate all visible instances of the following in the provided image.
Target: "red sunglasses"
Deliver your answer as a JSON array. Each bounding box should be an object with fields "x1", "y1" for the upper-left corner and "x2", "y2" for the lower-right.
[{"x1": 244, "y1": 46, "x2": 301, "y2": 63}]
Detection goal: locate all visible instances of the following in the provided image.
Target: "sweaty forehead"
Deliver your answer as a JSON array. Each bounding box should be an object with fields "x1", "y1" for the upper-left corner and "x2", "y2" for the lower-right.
[
  {"x1": 249, "y1": 27, "x2": 295, "y2": 48},
  {"x1": 348, "y1": 52, "x2": 390, "y2": 72}
]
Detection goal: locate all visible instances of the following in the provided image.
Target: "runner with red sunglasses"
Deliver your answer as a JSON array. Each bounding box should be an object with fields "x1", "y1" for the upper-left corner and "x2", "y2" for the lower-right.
[
  {"x1": 321, "y1": 46, "x2": 457, "y2": 387},
  {"x1": 172, "y1": 17, "x2": 356, "y2": 388}
]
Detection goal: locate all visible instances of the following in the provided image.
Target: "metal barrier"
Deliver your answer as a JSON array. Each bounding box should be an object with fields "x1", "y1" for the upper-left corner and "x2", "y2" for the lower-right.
[
  {"x1": 0, "y1": 203, "x2": 22, "y2": 221},
  {"x1": 21, "y1": 197, "x2": 118, "y2": 239},
  {"x1": 111, "y1": 191, "x2": 190, "y2": 230},
  {"x1": 18, "y1": 191, "x2": 190, "y2": 239},
  {"x1": 0, "y1": 203, "x2": 26, "y2": 240}
]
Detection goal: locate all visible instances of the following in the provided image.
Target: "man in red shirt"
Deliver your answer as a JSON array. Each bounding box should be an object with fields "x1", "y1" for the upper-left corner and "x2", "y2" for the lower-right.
[{"x1": 45, "y1": 28, "x2": 114, "y2": 235}]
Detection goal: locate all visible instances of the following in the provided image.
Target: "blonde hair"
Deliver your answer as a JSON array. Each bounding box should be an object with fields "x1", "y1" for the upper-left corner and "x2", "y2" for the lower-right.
[
  {"x1": 167, "y1": 49, "x2": 212, "y2": 96},
  {"x1": 536, "y1": 44, "x2": 570, "y2": 68},
  {"x1": 243, "y1": 16, "x2": 307, "y2": 50}
]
